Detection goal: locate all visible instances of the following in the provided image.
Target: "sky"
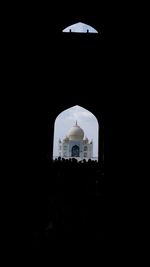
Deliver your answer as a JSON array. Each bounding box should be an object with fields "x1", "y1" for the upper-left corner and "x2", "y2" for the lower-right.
[
  {"x1": 53, "y1": 105, "x2": 99, "y2": 158},
  {"x1": 62, "y1": 22, "x2": 98, "y2": 33}
]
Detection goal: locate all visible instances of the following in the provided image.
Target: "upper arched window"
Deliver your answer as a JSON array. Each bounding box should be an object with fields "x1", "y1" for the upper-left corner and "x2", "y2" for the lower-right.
[{"x1": 62, "y1": 22, "x2": 98, "y2": 33}]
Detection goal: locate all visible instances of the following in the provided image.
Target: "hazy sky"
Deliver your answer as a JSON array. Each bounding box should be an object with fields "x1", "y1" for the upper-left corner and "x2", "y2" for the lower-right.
[
  {"x1": 63, "y1": 22, "x2": 98, "y2": 33},
  {"x1": 53, "y1": 105, "x2": 99, "y2": 157}
]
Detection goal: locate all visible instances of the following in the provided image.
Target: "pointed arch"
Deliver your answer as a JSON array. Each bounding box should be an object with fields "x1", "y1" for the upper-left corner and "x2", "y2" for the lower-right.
[
  {"x1": 62, "y1": 22, "x2": 98, "y2": 33},
  {"x1": 53, "y1": 105, "x2": 99, "y2": 161}
]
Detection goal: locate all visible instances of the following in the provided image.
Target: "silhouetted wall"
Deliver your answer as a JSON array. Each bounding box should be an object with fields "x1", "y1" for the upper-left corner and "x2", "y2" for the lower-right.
[{"x1": 8, "y1": 5, "x2": 105, "y2": 249}]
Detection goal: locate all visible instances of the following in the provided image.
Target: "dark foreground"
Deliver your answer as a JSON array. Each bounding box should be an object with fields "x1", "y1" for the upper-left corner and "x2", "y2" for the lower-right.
[{"x1": 30, "y1": 158, "x2": 104, "y2": 248}]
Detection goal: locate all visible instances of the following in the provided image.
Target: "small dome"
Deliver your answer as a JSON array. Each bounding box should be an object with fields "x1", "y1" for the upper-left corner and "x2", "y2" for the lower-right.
[
  {"x1": 68, "y1": 121, "x2": 84, "y2": 140},
  {"x1": 63, "y1": 135, "x2": 69, "y2": 141}
]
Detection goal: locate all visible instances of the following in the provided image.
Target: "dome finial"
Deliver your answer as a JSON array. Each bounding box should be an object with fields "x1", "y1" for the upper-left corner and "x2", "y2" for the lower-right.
[{"x1": 75, "y1": 120, "x2": 78, "y2": 126}]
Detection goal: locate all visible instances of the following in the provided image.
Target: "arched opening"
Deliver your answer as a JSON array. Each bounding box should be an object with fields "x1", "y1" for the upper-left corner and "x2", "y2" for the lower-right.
[
  {"x1": 72, "y1": 145, "x2": 80, "y2": 157},
  {"x1": 53, "y1": 105, "x2": 99, "y2": 161},
  {"x1": 62, "y1": 22, "x2": 98, "y2": 33}
]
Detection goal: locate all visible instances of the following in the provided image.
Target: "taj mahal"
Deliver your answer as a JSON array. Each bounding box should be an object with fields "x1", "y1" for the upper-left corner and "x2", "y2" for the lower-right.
[{"x1": 58, "y1": 121, "x2": 93, "y2": 160}]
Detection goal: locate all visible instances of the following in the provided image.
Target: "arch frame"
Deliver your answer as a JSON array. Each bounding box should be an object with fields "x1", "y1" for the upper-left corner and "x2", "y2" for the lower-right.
[{"x1": 51, "y1": 104, "x2": 103, "y2": 163}]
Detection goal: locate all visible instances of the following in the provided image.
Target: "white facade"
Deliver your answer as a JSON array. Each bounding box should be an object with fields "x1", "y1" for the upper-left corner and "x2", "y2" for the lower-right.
[{"x1": 58, "y1": 121, "x2": 93, "y2": 160}]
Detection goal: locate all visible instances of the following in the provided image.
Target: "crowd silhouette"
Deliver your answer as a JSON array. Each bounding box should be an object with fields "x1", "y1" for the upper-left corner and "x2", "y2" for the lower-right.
[{"x1": 31, "y1": 157, "x2": 104, "y2": 248}]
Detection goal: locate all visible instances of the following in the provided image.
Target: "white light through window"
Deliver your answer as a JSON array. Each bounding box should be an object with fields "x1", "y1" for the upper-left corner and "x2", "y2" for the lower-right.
[{"x1": 62, "y1": 22, "x2": 98, "y2": 33}]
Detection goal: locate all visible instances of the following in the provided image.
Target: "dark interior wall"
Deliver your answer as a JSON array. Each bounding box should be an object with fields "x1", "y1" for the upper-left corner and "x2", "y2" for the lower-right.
[
  {"x1": 17, "y1": 8, "x2": 105, "y2": 166},
  {"x1": 8, "y1": 3, "x2": 105, "y2": 181},
  {"x1": 5, "y1": 4, "x2": 105, "y2": 248}
]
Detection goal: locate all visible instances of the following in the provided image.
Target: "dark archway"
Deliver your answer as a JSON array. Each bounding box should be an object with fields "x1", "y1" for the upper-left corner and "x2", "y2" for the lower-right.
[
  {"x1": 72, "y1": 145, "x2": 80, "y2": 157},
  {"x1": 17, "y1": 4, "x2": 105, "y2": 248}
]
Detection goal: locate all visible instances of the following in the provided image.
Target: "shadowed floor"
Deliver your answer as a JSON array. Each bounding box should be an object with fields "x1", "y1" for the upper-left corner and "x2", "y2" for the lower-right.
[{"x1": 31, "y1": 159, "x2": 104, "y2": 248}]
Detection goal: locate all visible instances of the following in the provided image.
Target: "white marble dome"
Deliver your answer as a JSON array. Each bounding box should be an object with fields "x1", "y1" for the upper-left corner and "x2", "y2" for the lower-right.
[{"x1": 68, "y1": 121, "x2": 84, "y2": 140}]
